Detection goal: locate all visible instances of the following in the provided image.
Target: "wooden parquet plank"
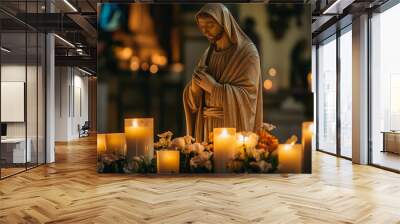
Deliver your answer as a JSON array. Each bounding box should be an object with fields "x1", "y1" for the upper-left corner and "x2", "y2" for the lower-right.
[{"x1": 0, "y1": 135, "x2": 400, "y2": 223}]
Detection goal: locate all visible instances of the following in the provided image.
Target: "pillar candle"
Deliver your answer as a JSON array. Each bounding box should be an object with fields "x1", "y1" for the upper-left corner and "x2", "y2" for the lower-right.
[
  {"x1": 277, "y1": 144, "x2": 303, "y2": 173},
  {"x1": 302, "y1": 122, "x2": 313, "y2": 173},
  {"x1": 236, "y1": 133, "x2": 249, "y2": 148},
  {"x1": 106, "y1": 133, "x2": 127, "y2": 157},
  {"x1": 124, "y1": 118, "x2": 154, "y2": 162},
  {"x1": 157, "y1": 150, "x2": 180, "y2": 174},
  {"x1": 213, "y1": 128, "x2": 236, "y2": 173},
  {"x1": 236, "y1": 132, "x2": 258, "y2": 153},
  {"x1": 97, "y1": 134, "x2": 107, "y2": 156}
]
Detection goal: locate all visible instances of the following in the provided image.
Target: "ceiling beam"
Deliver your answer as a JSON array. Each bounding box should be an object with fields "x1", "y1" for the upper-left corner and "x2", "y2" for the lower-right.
[
  {"x1": 55, "y1": 55, "x2": 96, "y2": 70},
  {"x1": 67, "y1": 13, "x2": 97, "y2": 39}
]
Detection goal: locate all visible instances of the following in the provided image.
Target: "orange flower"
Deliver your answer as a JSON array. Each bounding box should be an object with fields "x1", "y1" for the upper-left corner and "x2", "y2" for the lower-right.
[{"x1": 256, "y1": 129, "x2": 279, "y2": 152}]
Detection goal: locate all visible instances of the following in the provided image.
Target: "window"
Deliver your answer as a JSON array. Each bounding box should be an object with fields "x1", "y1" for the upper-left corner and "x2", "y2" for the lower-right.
[
  {"x1": 370, "y1": 3, "x2": 400, "y2": 171},
  {"x1": 0, "y1": 0, "x2": 47, "y2": 179},
  {"x1": 317, "y1": 35, "x2": 337, "y2": 154},
  {"x1": 339, "y1": 27, "x2": 352, "y2": 158}
]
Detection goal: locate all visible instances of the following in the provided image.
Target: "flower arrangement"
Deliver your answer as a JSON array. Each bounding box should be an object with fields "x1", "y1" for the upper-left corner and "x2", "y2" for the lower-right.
[
  {"x1": 97, "y1": 153, "x2": 126, "y2": 173},
  {"x1": 123, "y1": 155, "x2": 156, "y2": 173},
  {"x1": 156, "y1": 131, "x2": 213, "y2": 173},
  {"x1": 98, "y1": 122, "x2": 281, "y2": 174},
  {"x1": 227, "y1": 123, "x2": 279, "y2": 173},
  {"x1": 119, "y1": 131, "x2": 177, "y2": 174},
  {"x1": 99, "y1": 153, "x2": 156, "y2": 174}
]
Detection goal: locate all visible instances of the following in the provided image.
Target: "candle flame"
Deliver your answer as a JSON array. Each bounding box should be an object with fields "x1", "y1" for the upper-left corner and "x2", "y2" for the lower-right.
[
  {"x1": 220, "y1": 129, "x2": 229, "y2": 137},
  {"x1": 237, "y1": 134, "x2": 246, "y2": 143},
  {"x1": 284, "y1": 144, "x2": 292, "y2": 150},
  {"x1": 132, "y1": 119, "x2": 138, "y2": 127}
]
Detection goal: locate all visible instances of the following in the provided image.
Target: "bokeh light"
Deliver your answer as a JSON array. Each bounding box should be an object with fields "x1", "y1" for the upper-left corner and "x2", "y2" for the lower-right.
[
  {"x1": 150, "y1": 64, "x2": 159, "y2": 74},
  {"x1": 114, "y1": 47, "x2": 133, "y2": 60},
  {"x1": 268, "y1": 67, "x2": 277, "y2": 77},
  {"x1": 263, "y1": 79, "x2": 273, "y2": 90},
  {"x1": 141, "y1": 62, "x2": 149, "y2": 71}
]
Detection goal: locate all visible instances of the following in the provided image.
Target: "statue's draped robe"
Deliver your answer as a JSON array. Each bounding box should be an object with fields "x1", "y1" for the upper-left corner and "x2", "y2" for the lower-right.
[{"x1": 183, "y1": 3, "x2": 263, "y2": 142}]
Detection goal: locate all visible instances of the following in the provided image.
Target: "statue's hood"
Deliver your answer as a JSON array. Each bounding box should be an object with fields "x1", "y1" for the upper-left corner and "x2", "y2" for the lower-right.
[{"x1": 195, "y1": 3, "x2": 250, "y2": 46}]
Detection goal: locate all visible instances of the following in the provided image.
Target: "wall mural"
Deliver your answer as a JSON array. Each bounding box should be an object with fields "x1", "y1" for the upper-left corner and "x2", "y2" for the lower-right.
[{"x1": 97, "y1": 3, "x2": 312, "y2": 174}]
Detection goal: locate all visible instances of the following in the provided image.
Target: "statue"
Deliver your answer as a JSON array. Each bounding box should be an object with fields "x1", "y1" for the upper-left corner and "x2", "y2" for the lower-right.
[{"x1": 183, "y1": 3, "x2": 263, "y2": 143}]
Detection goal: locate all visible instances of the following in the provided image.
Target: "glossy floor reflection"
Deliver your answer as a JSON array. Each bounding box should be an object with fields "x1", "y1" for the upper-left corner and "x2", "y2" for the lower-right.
[{"x1": 372, "y1": 150, "x2": 400, "y2": 171}]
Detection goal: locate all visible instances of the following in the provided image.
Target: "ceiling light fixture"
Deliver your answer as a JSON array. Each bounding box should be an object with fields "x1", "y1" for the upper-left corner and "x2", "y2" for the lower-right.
[
  {"x1": 63, "y1": 0, "x2": 78, "y2": 12},
  {"x1": 78, "y1": 67, "x2": 93, "y2": 76},
  {"x1": 1, "y1": 47, "x2": 11, "y2": 53},
  {"x1": 323, "y1": 0, "x2": 342, "y2": 14},
  {"x1": 322, "y1": 0, "x2": 354, "y2": 15},
  {"x1": 54, "y1": 34, "x2": 75, "y2": 48}
]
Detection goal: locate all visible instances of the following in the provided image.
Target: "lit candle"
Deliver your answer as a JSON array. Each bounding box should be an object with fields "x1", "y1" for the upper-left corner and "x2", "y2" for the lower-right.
[
  {"x1": 106, "y1": 133, "x2": 127, "y2": 156},
  {"x1": 124, "y1": 118, "x2": 154, "y2": 162},
  {"x1": 277, "y1": 144, "x2": 303, "y2": 173},
  {"x1": 236, "y1": 132, "x2": 258, "y2": 150},
  {"x1": 236, "y1": 133, "x2": 249, "y2": 148},
  {"x1": 213, "y1": 128, "x2": 236, "y2": 173},
  {"x1": 302, "y1": 122, "x2": 313, "y2": 173},
  {"x1": 157, "y1": 150, "x2": 180, "y2": 174},
  {"x1": 97, "y1": 134, "x2": 107, "y2": 156}
]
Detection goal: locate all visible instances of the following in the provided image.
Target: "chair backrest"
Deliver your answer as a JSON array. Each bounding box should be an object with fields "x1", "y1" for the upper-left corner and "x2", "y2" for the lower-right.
[{"x1": 82, "y1": 121, "x2": 90, "y2": 129}]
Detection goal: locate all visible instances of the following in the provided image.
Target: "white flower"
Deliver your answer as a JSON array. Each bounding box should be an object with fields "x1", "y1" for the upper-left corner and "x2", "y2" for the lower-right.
[
  {"x1": 193, "y1": 143, "x2": 204, "y2": 154},
  {"x1": 102, "y1": 153, "x2": 119, "y2": 165},
  {"x1": 183, "y1": 135, "x2": 194, "y2": 145},
  {"x1": 203, "y1": 143, "x2": 213, "y2": 152},
  {"x1": 199, "y1": 150, "x2": 211, "y2": 160},
  {"x1": 236, "y1": 132, "x2": 259, "y2": 150},
  {"x1": 190, "y1": 156, "x2": 200, "y2": 168},
  {"x1": 184, "y1": 144, "x2": 196, "y2": 154},
  {"x1": 258, "y1": 160, "x2": 272, "y2": 173},
  {"x1": 157, "y1": 131, "x2": 173, "y2": 139},
  {"x1": 171, "y1": 137, "x2": 186, "y2": 150},
  {"x1": 190, "y1": 152, "x2": 210, "y2": 169},
  {"x1": 250, "y1": 160, "x2": 272, "y2": 173},
  {"x1": 262, "y1": 123, "x2": 276, "y2": 131},
  {"x1": 132, "y1": 156, "x2": 142, "y2": 162},
  {"x1": 124, "y1": 159, "x2": 140, "y2": 173}
]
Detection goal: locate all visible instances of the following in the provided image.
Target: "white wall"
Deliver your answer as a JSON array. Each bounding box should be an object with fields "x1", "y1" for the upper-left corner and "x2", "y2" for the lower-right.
[
  {"x1": 1, "y1": 63, "x2": 46, "y2": 163},
  {"x1": 55, "y1": 67, "x2": 89, "y2": 141},
  {"x1": 55, "y1": 66, "x2": 69, "y2": 141},
  {"x1": 1, "y1": 65, "x2": 38, "y2": 138}
]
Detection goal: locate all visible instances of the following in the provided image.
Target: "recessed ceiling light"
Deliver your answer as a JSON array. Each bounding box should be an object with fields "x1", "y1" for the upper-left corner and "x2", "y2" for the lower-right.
[
  {"x1": 63, "y1": 0, "x2": 78, "y2": 12},
  {"x1": 54, "y1": 34, "x2": 75, "y2": 48},
  {"x1": 78, "y1": 67, "x2": 93, "y2": 76},
  {"x1": 322, "y1": 0, "x2": 353, "y2": 15}
]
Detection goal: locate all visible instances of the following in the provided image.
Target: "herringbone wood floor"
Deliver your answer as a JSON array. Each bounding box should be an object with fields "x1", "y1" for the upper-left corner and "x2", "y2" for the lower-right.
[{"x1": 1, "y1": 136, "x2": 400, "y2": 224}]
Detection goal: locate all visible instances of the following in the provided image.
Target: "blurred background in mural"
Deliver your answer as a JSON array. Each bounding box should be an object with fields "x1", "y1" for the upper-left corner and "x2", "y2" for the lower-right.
[{"x1": 97, "y1": 3, "x2": 312, "y2": 142}]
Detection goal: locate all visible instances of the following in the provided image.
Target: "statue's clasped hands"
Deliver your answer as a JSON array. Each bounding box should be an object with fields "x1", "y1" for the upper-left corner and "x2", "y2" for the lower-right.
[{"x1": 193, "y1": 67, "x2": 219, "y2": 94}]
